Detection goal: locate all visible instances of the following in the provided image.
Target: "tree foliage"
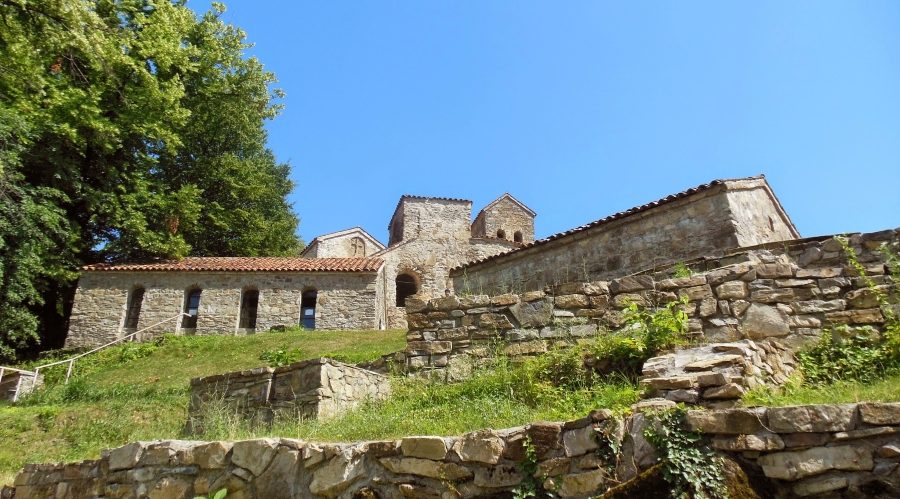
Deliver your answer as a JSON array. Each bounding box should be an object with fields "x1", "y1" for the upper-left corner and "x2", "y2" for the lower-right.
[{"x1": 0, "y1": 0, "x2": 301, "y2": 360}]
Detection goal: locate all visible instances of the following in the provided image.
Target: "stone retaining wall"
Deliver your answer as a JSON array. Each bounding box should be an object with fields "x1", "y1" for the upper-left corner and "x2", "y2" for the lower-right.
[
  {"x1": 402, "y1": 230, "x2": 898, "y2": 374},
  {"x1": 8, "y1": 402, "x2": 899, "y2": 498},
  {"x1": 189, "y1": 358, "x2": 390, "y2": 423},
  {"x1": 640, "y1": 339, "x2": 796, "y2": 408},
  {"x1": 0, "y1": 370, "x2": 42, "y2": 402}
]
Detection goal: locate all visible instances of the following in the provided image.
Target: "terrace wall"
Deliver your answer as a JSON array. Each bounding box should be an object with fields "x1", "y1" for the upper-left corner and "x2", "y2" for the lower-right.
[
  {"x1": 9, "y1": 403, "x2": 899, "y2": 498},
  {"x1": 188, "y1": 358, "x2": 390, "y2": 423},
  {"x1": 407, "y1": 230, "x2": 899, "y2": 375}
]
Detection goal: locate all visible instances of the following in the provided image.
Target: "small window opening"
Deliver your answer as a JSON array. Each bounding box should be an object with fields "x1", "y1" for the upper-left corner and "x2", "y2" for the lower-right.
[
  {"x1": 239, "y1": 289, "x2": 259, "y2": 329},
  {"x1": 182, "y1": 288, "x2": 202, "y2": 329},
  {"x1": 124, "y1": 287, "x2": 145, "y2": 330},
  {"x1": 514, "y1": 231, "x2": 523, "y2": 243},
  {"x1": 300, "y1": 290, "x2": 317, "y2": 329},
  {"x1": 350, "y1": 236, "x2": 366, "y2": 257},
  {"x1": 396, "y1": 273, "x2": 418, "y2": 307},
  {"x1": 496, "y1": 229, "x2": 506, "y2": 239}
]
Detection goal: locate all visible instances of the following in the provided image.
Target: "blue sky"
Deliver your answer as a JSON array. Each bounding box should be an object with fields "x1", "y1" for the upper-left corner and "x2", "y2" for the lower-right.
[{"x1": 195, "y1": 1, "x2": 900, "y2": 244}]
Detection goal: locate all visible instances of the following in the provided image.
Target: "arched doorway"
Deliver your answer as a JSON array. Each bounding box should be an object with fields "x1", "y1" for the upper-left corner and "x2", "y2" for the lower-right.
[
  {"x1": 300, "y1": 289, "x2": 317, "y2": 329},
  {"x1": 396, "y1": 273, "x2": 418, "y2": 307}
]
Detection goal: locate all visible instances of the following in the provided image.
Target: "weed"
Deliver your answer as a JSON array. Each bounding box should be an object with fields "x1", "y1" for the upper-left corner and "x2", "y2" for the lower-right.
[
  {"x1": 645, "y1": 407, "x2": 726, "y2": 499},
  {"x1": 672, "y1": 262, "x2": 693, "y2": 278},
  {"x1": 259, "y1": 347, "x2": 303, "y2": 367},
  {"x1": 587, "y1": 296, "x2": 689, "y2": 379},
  {"x1": 797, "y1": 326, "x2": 896, "y2": 386}
]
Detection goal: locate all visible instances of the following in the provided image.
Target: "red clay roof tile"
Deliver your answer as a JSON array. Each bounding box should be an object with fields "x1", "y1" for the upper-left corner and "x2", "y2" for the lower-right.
[
  {"x1": 83, "y1": 257, "x2": 383, "y2": 273},
  {"x1": 451, "y1": 175, "x2": 779, "y2": 273}
]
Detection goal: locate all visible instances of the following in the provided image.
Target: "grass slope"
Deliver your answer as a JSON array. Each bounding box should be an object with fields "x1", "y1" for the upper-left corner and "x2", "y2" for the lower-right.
[{"x1": 0, "y1": 329, "x2": 404, "y2": 485}]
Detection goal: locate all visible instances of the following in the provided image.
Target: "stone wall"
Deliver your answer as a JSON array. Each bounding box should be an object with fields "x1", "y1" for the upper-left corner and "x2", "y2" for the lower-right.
[
  {"x1": 451, "y1": 178, "x2": 798, "y2": 296},
  {"x1": 67, "y1": 271, "x2": 382, "y2": 348},
  {"x1": 189, "y1": 358, "x2": 390, "y2": 423},
  {"x1": 302, "y1": 231, "x2": 383, "y2": 258},
  {"x1": 471, "y1": 195, "x2": 535, "y2": 243},
  {"x1": 0, "y1": 369, "x2": 42, "y2": 403},
  {"x1": 9, "y1": 402, "x2": 899, "y2": 498},
  {"x1": 640, "y1": 339, "x2": 796, "y2": 408},
  {"x1": 405, "y1": 230, "x2": 898, "y2": 374}
]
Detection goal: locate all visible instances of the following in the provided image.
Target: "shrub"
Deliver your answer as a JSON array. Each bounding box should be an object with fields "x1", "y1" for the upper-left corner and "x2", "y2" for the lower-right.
[
  {"x1": 645, "y1": 407, "x2": 727, "y2": 499},
  {"x1": 672, "y1": 262, "x2": 693, "y2": 278},
  {"x1": 587, "y1": 297, "x2": 689, "y2": 378},
  {"x1": 798, "y1": 326, "x2": 896, "y2": 386},
  {"x1": 258, "y1": 347, "x2": 303, "y2": 367}
]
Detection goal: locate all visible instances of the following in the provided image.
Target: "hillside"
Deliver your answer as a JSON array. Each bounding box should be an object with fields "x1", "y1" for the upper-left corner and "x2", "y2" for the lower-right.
[{"x1": 0, "y1": 329, "x2": 405, "y2": 485}]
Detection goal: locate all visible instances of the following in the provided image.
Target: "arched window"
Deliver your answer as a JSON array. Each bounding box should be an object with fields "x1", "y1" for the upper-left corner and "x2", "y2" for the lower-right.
[
  {"x1": 514, "y1": 231, "x2": 523, "y2": 243},
  {"x1": 239, "y1": 289, "x2": 259, "y2": 330},
  {"x1": 496, "y1": 229, "x2": 506, "y2": 239},
  {"x1": 182, "y1": 288, "x2": 202, "y2": 329},
  {"x1": 301, "y1": 289, "x2": 317, "y2": 329},
  {"x1": 396, "y1": 273, "x2": 418, "y2": 307},
  {"x1": 124, "y1": 287, "x2": 145, "y2": 330}
]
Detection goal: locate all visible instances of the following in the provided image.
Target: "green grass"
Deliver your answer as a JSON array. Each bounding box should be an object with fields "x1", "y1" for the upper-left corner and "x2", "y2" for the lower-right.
[
  {"x1": 743, "y1": 372, "x2": 900, "y2": 407},
  {"x1": 20, "y1": 328, "x2": 407, "y2": 390},
  {"x1": 0, "y1": 329, "x2": 404, "y2": 485},
  {"x1": 0, "y1": 330, "x2": 642, "y2": 486},
  {"x1": 192, "y1": 357, "x2": 643, "y2": 443}
]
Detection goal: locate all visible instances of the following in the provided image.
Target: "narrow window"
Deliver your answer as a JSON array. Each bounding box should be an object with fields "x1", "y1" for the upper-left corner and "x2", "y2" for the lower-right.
[
  {"x1": 124, "y1": 287, "x2": 145, "y2": 330},
  {"x1": 496, "y1": 229, "x2": 506, "y2": 239},
  {"x1": 350, "y1": 236, "x2": 366, "y2": 257},
  {"x1": 514, "y1": 231, "x2": 523, "y2": 243},
  {"x1": 300, "y1": 290, "x2": 317, "y2": 329},
  {"x1": 396, "y1": 273, "x2": 418, "y2": 307},
  {"x1": 239, "y1": 289, "x2": 259, "y2": 330},
  {"x1": 182, "y1": 288, "x2": 202, "y2": 329}
]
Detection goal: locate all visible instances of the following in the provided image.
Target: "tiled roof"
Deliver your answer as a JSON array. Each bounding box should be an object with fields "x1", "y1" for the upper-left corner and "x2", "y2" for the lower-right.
[
  {"x1": 83, "y1": 257, "x2": 383, "y2": 273},
  {"x1": 399, "y1": 194, "x2": 472, "y2": 204},
  {"x1": 452, "y1": 175, "x2": 772, "y2": 273},
  {"x1": 300, "y1": 227, "x2": 385, "y2": 257}
]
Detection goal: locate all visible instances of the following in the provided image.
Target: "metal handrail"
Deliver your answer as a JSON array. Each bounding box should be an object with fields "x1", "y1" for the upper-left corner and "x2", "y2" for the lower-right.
[{"x1": 17, "y1": 313, "x2": 191, "y2": 385}]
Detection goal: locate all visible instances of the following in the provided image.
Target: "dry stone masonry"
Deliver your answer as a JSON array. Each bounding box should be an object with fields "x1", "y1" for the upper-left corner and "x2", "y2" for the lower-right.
[
  {"x1": 640, "y1": 339, "x2": 797, "y2": 408},
  {"x1": 8, "y1": 402, "x2": 899, "y2": 498},
  {"x1": 188, "y1": 358, "x2": 390, "y2": 423},
  {"x1": 402, "y1": 230, "x2": 899, "y2": 374}
]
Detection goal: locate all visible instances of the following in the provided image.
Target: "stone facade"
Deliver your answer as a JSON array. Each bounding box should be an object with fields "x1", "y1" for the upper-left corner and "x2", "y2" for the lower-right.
[
  {"x1": 10, "y1": 402, "x2": 899, "y2": 498},
  {"x1": 65, "y1": 176, "x2": 808, "y2": 343},
  {"x1": 402, "y1": 229, "x2": 898, "y2": 374},
  {"x1": 300, "y1": 228, "x2": 385, "y2": 258},
  {"x1": 452, "y1": 177, "x2": 799, "y2": 295},
  {"x1": 66, "y1": 269, "x2": 384, "y2": 348},
  {"x1": 188, "y1": 358, "x2": 390, "y2": 423},
  {"x1": 471, "y1": 193, "x2": 536, "y2": 243},
  {"x1": 374, "y1": 195, "x2": 527, "y2": 328}
]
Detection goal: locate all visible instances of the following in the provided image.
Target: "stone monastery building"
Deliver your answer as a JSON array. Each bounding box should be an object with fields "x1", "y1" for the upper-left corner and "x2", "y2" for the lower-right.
[{"x1": 65, "y1": 176, "x2": 798, "y2": 348}]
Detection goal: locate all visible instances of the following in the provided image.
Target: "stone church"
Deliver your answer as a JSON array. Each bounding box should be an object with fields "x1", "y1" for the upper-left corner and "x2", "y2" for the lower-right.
[{"x1": 65, "y1": 176, "x2": 798, "y2": 348}]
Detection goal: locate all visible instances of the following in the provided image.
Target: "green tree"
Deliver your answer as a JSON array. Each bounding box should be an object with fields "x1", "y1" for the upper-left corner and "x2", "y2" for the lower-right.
[{"x1": 0, "y1": 0, "x2": 301, "y2": 360}]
